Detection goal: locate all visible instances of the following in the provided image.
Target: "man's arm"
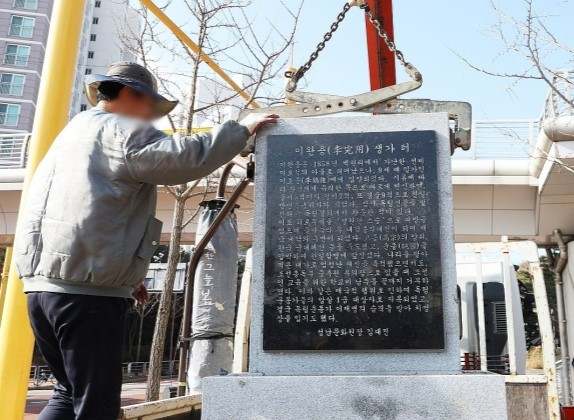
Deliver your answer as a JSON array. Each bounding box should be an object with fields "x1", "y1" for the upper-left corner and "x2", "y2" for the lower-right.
[{"x1": 123, "y1": 120, "x2": 250, "y2": 185}]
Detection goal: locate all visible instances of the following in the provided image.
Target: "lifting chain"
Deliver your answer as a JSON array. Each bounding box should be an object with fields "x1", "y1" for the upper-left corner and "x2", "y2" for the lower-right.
[
  {"x1": 286, "y1": 3, "x2": 353, "y2": 84},
  {"x1": 286, "y1": 2, "x2": 421, "y2": 92},
  {"x1": 361, "y1": 4, "x2": 421, "y2": 81}
]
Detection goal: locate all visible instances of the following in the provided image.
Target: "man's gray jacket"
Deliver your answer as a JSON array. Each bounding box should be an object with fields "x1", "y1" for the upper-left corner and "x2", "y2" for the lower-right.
[{"x1": 15, "y1": 108, "x2": 250, "y2": 299}]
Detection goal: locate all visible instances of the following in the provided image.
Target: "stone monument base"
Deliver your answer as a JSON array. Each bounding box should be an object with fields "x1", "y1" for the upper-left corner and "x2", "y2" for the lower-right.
[{"x1": 202, "y1": 374, "x2": 507, "y2": 420}]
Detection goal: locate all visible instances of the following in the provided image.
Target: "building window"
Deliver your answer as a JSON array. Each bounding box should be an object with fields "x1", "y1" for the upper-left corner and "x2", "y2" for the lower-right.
[
  {"x1": 4, "y1": 44, "x2": 30, "y2": 67},
  {"x1": 0, "y1": 73, "x2": 25, "y2": 96},
  {"x1": 85, "y1": 68, "x2": 92, "y2": 75},
  {"x1": 9, "y1": 16, "x2": 35, "y2": 38},
  {"x1": 90, "y1": 34, "x2": 97, "y2": 41},
  {"x1": 95, "y1": 1, "x2": 101, "y2": 7},
  {"x1": 92, "y1": 17, "x2": 99, "y2": 24},
  {"x1": 88, "y1": 51, "x2": 94, "y2": 59},
  {"x1": 13, "y1": 0, "x2": 38, "y2": 10},
  {"x1": 80, "y1": 104, "x2": 88, "y2": 112},
  {"x1": 0, "y1": 103, "x2": 21, "y2": 126}
]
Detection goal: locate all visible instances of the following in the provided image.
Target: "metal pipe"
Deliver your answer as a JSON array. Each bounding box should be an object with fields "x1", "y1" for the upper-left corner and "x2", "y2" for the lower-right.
[
  {"x1": 530, "y1": 116, "x2": 574, "y2": 177},
  {"x1": 139, "y1": 0, "x2": 259, "y2": 109},
  {"x1": 177, "y1": 165, "x2": 253, "y2": 396},
  {"x1": 216, "y1": 162, "x2": 235, "y2": 199},
  {"x1": 232, "y1": 156, "x2": 248, "y2": 170},
  {"x1": 530, "y1": 258, "x2": 560, "y2": 419},
  {"x1": 0, "y1": 1, "x2": 87, "y2": 417},
  {"x1": 546, "y1": 246, "x2": 556, "y2": 268},
  {"x1": 474, "y1": 252, "x2": 488, "y2": 371},
  {"x1": 554, "y1": 228, "x2": 572, "y2": 405},
  {"x1": 0, "y1": 247, "x2": 12, "y2": 324},
  {"x1": 555, "y1": 229, "x2": 569, "y2": 273},
  {"x1": 502, "y1": 248, "x2": 518, "y2": 375}
]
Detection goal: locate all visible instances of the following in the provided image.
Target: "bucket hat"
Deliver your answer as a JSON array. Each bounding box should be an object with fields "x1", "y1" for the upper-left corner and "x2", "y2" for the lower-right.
[{"x1": 84, "y1": 61, "x2": 178, "y2": 118}]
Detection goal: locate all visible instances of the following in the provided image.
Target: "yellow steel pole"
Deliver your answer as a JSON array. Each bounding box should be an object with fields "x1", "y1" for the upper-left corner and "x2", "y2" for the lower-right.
[
  {"x1": 0, "y1": 247, "x2": 13, "y2": 324},
  {"x1": 139, "y1": 0, "x2": 260, "y2": 109},
  {"x1": 0, "y1": 0, "x2": 87, "y2": 417}
]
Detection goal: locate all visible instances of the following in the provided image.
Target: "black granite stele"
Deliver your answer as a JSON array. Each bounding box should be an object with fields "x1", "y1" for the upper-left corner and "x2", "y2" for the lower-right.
[{"x1": 262, "y1": 131, "x2": 444, "y2": 351}]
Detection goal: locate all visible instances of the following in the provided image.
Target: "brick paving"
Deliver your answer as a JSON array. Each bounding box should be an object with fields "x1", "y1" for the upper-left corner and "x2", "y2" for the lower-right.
[{"x1": 25, "y1": 379, "x2": 177, "y2": 418}]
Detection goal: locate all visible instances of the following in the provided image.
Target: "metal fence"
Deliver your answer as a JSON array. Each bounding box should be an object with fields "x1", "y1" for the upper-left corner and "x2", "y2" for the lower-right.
[
  {"x1": 452, "y1": 119, "x2": 539, "y2": 160},
  {"x1": 541, "y1": 69, "x2": 574, "y2": 120},
  {"x1": 123, "y1": 360, "x2": 179, "y2": 379},
  {"x1": 461, "y1": 353, "x2": 510, "y2": 374},
  {"x1": 0, "y1": 133, "x2": 29, "y2": 168},
  {"x1": 0, "y1": 119, "x2": 544, "y2": 170},
  {"x1": 29, "y1": 360, "x2": 179, "y2": 386}
]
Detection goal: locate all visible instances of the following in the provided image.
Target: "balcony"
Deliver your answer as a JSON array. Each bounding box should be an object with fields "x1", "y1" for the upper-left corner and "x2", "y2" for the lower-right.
[
  {"x1": 0, "y1": 82, "x2": 25, "y2": 96},
  {"x1": 0, "y1": 133, "x2": 28, "y2": 169},
  {"x1": 8, "y1": 25, "x2": 34, "y2": 39},
  {"x1": 3, "y1": 53, "x2": 30, "y2": 67},
  {"x1": 0, "y1": 134, "x2": 29, "y2": 189}
]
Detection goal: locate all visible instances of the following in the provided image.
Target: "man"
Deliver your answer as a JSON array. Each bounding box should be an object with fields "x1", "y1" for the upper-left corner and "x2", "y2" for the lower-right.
[{"x1": 15, "y1": 62, "x2": 277, "y2": 419}]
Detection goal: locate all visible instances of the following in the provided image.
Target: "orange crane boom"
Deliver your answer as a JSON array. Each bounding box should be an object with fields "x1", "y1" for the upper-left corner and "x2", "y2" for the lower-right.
[{"x1": 365, "y1": 0, "x2": 397, "y2": 89}]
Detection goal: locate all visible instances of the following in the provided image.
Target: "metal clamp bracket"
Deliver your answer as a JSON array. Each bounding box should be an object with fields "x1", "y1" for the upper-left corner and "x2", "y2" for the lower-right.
[
  {"x1": 240, "y1": 94, "x2": 472, "y2": 154},
  {"x1": 367, "y1": 99, "x2": 473, "y2": 153},
  {"x1": 239, "y1": 79, "x2": 421, "y2": 120}
]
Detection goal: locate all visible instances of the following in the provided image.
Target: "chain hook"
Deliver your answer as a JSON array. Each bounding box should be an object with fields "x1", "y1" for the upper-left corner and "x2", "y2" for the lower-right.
[{"x1": 287, "y1": 2, "x2": 422, "y2": 94}]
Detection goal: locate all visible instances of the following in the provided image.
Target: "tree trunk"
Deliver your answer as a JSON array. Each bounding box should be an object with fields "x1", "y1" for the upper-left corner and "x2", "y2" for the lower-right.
[
  {"x1": 146, "y1": 195, "x2": 186, "y2": 401},
  {"x1": 136, "y1": 312, "x2": 144, "y2": 362},
  {"x1": 168, "y1": 294, "x2": 177, "y2": 376}
]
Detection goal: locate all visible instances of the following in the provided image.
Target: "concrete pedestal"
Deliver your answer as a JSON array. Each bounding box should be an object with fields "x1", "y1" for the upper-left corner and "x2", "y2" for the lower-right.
[
  {"x1": 202, "y1": 374, "x2": 507, "y2": 420},
  {"x1": 202, "y1": 116, "x2": 503, "y2": 419}
]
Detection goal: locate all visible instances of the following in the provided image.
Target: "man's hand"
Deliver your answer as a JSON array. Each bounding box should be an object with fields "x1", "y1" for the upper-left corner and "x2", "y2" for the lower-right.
[
  {"x1": 240, "y1": 113, "x2": 279, "y2": 135},
  {"x1": 348, "y1": 0, "x2": 367, "y2": 7},
  {"x1": 135, "y1": 284, "x2": 149, "y2": 308}
]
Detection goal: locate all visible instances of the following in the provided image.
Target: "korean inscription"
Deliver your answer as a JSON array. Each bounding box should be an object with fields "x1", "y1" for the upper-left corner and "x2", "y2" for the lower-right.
[{"x1": 262, "y1": 131, "x2": 444, "y2": 351}]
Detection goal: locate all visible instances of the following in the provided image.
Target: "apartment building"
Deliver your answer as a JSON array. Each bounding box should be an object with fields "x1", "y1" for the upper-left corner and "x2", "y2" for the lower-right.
[
  {"x1": 69, "y1": 0, "x2": 139, "y2": 116},
  {"x1": 0, "y1": 0, "x2": 52, "y2": 134},
  {"x1": 0, "y1": 0, "x2": 139, "y2": 137}
]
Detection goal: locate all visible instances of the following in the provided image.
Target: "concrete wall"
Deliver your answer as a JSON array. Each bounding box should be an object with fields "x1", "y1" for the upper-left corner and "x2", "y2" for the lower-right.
[
  {"x1": 453, "y1": 185, "x2": 537, "y2": 238},
  {"x1": 0, "y1": 182, "x2": 552, "y2": 246},
  {"x1": 0, "y1": 185, "x2": 256, "y2": 246}
]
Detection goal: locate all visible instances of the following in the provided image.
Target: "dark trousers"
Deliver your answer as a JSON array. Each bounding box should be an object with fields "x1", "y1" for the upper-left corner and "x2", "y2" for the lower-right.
[{"x1": 27, "y1": 292, "x2": 130, "y2": 420}]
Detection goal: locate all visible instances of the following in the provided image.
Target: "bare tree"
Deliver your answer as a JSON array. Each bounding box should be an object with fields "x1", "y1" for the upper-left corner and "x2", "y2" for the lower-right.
[
  {"x1": 458, "y1": 0, "x2": 573, "y2": 108},
  {"x1": 457, "y1": 0, "x2": 574, "y2": 174},
  {"x1": 115, "y1": 0, "x2": 303, "y2": 401},
  {"x1": 133, "y1": 294, "x2": 160, "y2": 362}
]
